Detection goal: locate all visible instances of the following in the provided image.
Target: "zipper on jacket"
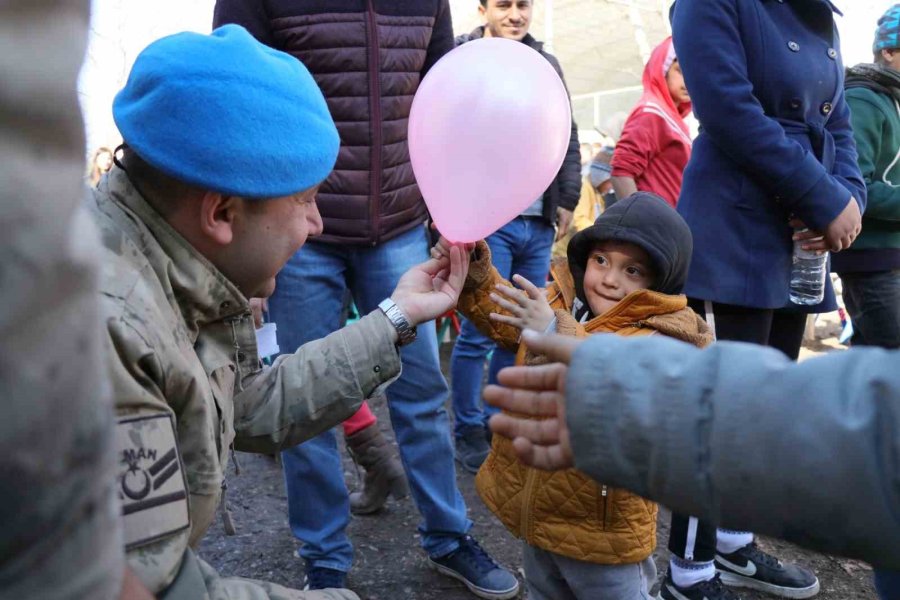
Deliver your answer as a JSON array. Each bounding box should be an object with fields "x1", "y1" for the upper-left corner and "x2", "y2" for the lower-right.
[
  {"x1": 600, "y1": 484, "x2": 610, "y2": 530},
  {"x1": 226, "y1": 315, "x2": 246, "y2": 391},
  {"x1": 366, "y1": 0, "x2": 383, "y2": 245},
  {"x1": 520, "y1": 467, "x2": 538, "y2": 540}
]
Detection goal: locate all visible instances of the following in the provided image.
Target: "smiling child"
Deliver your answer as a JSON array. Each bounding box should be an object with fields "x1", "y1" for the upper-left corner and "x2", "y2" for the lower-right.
[{"x1": 438, "y1": 191, "x2": 713, "y2": 600}]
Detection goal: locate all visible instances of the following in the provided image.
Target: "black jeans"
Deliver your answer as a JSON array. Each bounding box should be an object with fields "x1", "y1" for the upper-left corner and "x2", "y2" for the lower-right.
[
  {"x1": 839, "y1": 270, "x2": 900, "y2": 349},
  {"x1": 667, "y1": 299, "x2": 807, "y2": 561}
]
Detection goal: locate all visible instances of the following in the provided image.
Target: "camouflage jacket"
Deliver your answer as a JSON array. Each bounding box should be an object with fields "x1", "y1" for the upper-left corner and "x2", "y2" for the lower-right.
[
  {"x1": 91, "y1": 168, "x2": 399, "y2": 599},
  {"x1": 0, "y1": 1, "x2": 124, "y2": 598}
]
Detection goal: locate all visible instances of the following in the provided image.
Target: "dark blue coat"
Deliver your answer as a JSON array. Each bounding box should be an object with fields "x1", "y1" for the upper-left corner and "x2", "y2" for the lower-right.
[{"x1": 672, "y1": 0, "x2": 866, "y2": 311}]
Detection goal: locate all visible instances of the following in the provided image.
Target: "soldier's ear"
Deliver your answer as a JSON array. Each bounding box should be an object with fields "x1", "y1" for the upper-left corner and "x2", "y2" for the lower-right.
[{"x1": 198, "y1": 191, "x2": 236, "y2": 246}]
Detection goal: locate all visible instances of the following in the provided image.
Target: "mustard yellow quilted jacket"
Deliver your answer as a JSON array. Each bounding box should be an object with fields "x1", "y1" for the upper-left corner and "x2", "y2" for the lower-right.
[{"x1": 458, "y1": 241, "x2": 712, "y2": 564}]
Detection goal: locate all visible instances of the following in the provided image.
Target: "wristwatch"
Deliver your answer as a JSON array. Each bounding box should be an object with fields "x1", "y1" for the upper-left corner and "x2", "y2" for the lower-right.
[{"x1": 378, "y1": 298, "x2": 417, "y2": 347}]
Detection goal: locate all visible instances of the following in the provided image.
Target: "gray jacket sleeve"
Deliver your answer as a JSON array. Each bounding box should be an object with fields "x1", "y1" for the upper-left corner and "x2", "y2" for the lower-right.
[{"x1": 566, "y1": 334, "x2": 900, "y2": 569}]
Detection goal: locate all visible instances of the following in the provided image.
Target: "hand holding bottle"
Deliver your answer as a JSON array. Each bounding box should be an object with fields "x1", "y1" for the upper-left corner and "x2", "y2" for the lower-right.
[{"x1": 790, "y1": 197, "x2": 861, "y2": 253}]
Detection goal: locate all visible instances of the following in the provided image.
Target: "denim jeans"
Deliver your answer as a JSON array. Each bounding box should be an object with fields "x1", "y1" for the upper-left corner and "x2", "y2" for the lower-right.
[
  {"x1": 450, "y1": 216, "x2": 555, "y2": 436},
  {"x1": 267, "y1": 225, "x2": 471, "y2": 572},
  {"x1": 839, "y1": 270, "x2": 900, "y2": 348}
]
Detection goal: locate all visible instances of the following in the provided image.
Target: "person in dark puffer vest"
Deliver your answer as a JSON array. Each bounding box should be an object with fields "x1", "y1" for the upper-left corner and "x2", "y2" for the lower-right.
[{"x1": 213, "y1": 2, "x2": 519, "y2": 598}]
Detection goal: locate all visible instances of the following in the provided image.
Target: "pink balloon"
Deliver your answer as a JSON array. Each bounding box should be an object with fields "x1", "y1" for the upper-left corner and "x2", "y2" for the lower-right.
[{"x1": 408, "y1": 37, "x2": 572, "y2": 243}]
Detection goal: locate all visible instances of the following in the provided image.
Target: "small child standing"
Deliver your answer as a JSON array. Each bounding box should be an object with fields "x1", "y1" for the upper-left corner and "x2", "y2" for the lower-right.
[{"x1": 442, "y1": 192, "x2": 713, "y2": 599}]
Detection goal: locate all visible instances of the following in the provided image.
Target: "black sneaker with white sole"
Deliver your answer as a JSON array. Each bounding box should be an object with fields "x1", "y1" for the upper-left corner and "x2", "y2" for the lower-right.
[
  {"x1": 715, "y1": 542, "x2": 820, "y2": 599},
  {"x1": 657, "y1": 569, "x2": 740, "y2": 600}
]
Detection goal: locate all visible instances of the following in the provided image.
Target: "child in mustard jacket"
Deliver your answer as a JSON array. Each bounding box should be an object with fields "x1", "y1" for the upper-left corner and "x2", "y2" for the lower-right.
[{"x1": 437, "y1": 192, "x2": 712, "y2": 599}]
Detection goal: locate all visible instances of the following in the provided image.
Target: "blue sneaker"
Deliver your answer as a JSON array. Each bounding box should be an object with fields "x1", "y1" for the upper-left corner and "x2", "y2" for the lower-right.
[
  {"x1": 303, "y1": 565, "x2": 347, "y2": 590},
  {"x1": 428, "y1": 535, "x2": 519, "y2": 599}
]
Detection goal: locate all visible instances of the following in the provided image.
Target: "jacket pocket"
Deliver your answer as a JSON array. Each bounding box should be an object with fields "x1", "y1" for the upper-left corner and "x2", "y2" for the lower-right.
[{"x1": 736, "y1": 170, "x2": 775, "y2": 213}]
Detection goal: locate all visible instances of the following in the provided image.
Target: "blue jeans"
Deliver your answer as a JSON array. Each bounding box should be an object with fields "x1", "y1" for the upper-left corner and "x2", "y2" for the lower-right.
[
  {"x1": 839, "y1": 270, "x2": 900, "y2": 348},
  {"x1": 875, "y1": 569, "x2": 900, "y2": 600},
  {"x1": 267, "y1": 225, "x2": 471, "y2": 572},
  {"x1": 450, "y1": 216, "x2": 555, "y2": 436}
]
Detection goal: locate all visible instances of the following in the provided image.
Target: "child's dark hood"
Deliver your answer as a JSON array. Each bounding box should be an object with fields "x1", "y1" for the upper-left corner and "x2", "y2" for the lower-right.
[{"x1": 567, "y1": 192, "x2": 693, "y2": 302}]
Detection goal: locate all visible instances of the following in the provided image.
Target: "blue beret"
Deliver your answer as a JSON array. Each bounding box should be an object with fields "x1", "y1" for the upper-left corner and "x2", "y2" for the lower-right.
[
  {"x1": 113, "y1": 25, "x2": 339, "y2": 198},
  {"x1": 874, "y1": 4, "x2": 900, "y2": 53}
]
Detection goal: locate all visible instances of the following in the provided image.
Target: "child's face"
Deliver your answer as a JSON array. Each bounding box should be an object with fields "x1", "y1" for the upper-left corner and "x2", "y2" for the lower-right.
[
  {"x1": 597, "y1": 179, "x2": 613, "y2": 195},
  {"x1": 666, "y1": 60, "x2": 690, "y2": 105},
  {"x1": 582, "y1": 241, "x2": 656, "y2": 316}
]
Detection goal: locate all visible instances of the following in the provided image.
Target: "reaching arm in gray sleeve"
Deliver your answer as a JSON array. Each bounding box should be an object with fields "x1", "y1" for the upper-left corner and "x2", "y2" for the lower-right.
[{"x1": 565, "y1": 334, "x2": 900, "y2": 569}]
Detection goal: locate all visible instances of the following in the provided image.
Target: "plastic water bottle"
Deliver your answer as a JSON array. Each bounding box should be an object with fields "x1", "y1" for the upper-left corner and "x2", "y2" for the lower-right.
[{"x1": 789, "y1": 230, "x2": 828, "y2": 305}]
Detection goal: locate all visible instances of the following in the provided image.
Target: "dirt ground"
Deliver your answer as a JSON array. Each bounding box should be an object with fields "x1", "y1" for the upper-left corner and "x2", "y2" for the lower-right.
[{"x1": 201, "y1": 316, "x2": 878, "y2": 599}]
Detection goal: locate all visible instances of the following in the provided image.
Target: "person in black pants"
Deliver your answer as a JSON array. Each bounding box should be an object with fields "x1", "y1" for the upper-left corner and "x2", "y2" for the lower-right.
[
  {"x1": 667, "y1": 300, "x2": 807, "y2": 591},
  {"x1": 664, "y1": 0, "x2": 867, "y2": 598}
]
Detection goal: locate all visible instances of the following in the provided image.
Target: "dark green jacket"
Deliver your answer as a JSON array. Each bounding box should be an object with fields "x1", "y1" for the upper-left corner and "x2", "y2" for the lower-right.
[{"x1": 833, "y1": 78, "x2": 900, "y2": 271}]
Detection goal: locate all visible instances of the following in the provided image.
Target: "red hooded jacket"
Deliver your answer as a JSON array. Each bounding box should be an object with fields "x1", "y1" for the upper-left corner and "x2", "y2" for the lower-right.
[{"x1": 612, "y1": 37, "x2": 692, "y2": 207}]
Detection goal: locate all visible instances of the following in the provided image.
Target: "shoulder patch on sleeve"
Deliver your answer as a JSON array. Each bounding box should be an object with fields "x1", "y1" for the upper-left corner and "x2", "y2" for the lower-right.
[{"x1": 116, "y1": 413, "x2": 190, "y2": 549}]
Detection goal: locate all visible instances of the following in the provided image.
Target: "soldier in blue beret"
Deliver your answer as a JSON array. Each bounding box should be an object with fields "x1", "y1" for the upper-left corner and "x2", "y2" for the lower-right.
[{"x1": 93, "y1": 25, "x2": 470, "y2": 600}]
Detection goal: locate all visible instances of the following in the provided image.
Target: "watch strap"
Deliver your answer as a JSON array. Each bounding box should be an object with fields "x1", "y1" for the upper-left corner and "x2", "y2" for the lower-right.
[{"x1": 378, "y1": 298, "x2": 417, "y2": 346}]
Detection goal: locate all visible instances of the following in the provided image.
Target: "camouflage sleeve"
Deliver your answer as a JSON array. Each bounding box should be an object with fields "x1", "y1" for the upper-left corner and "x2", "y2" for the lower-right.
[
  {"x1": 104, "y1": 317, "x2": 194, "y2": 595},
  {"x1": 106, "y1": 318, "x2": 364, "y2": 598},
  {"x1": 0, "y1": 1, "x2": 125, "y2": 599},
  {"x1": 232, "y1": 311, "x2": 402, "y2": 453}
]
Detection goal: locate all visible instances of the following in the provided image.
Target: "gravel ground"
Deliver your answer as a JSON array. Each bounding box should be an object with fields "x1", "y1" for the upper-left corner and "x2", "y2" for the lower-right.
[{"x1": 202, "y1": 313, "x2": 878, "y2": 600}]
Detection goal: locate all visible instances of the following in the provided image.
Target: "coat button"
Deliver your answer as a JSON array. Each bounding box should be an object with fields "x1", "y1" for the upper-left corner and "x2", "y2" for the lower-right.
[
  {"x1": 821, "y1": 102, "x2": 833, "y2": 115},
  {"x1": 237, "y1": 351, "x2": 246, "y2": 362},
  {"x1": 827, "y1": 48, "x2": 837, "y2": 59},
  {"x1": 789, "y1": 98, "x2": 802, "y2": 110},
  {"x1": 787, "y1": 41, "x2": 800, "y2": 52}
]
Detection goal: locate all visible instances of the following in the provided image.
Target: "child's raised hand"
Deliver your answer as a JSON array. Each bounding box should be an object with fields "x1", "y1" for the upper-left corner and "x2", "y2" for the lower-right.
[
  {"x1": 429, "y1": 236, "x2": 475, "y2": 260},
  {"x1": 489, "y1": 274, "x2": 555, "y2": 332}
]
